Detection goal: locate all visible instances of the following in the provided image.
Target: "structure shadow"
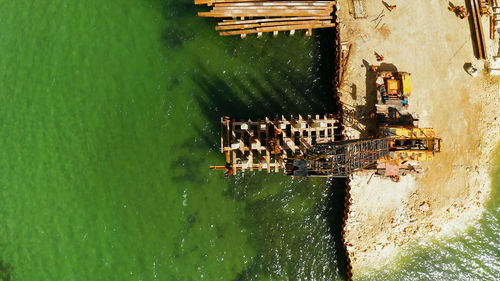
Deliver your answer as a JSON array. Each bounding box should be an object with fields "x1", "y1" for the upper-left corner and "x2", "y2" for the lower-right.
[
  {"x1": 356, "y1": 60, "x2": 398, "y2": 137},
  {"x1": 189, "y1": 24, "x2": 349, "y2": 280},
  {"x1": 159, "y1": 0, "x2": 218, "y2": 49},
  {"x1": 325, "y1": 178, "x2": 350, "y2": 280},
  {"x1": 0, "y1": 260, "x2": 12, "y2": 281},
  {"x1": 193, "y1": 28, "x2": 339, "y2": 137}
]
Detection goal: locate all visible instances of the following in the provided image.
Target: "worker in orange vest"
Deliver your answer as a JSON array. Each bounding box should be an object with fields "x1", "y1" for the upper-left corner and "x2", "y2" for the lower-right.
[
  {"x1": 458, "y1": 6, "x2": 469, "y2": 18},
  {"x1": 449, "y1": 5, "x2": 469, "y2": 19}
]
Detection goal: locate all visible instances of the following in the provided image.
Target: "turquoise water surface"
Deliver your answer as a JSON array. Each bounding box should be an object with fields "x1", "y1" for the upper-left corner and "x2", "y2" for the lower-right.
[{"x1": 0, "y1": 1, "x2": 498, "y2": 280}]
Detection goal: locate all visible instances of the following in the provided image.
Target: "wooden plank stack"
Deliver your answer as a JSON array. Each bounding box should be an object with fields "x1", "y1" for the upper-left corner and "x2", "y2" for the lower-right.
[{"x1": 195, "y1": 0, "x2": 336, "y2": 37}]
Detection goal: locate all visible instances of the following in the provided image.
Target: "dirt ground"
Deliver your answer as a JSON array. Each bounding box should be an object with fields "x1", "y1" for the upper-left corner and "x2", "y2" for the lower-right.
[{"x1": 337, "y1": 0, "x2": 500, "y2": 273}]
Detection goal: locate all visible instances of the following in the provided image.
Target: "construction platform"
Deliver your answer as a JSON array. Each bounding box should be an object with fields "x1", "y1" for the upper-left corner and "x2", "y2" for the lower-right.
[{"x1": 211, "y1": 115, "x2": 441, "y2": 178}]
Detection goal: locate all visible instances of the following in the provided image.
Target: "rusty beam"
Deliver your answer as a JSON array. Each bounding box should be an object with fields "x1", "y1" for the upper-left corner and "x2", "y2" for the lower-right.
[
  {"x1": 219, "y1": 22, "x2": 335, "y2": 36},
  {"x1": 470, "y1": 0, "x2": 487, "y2": 59},
  {"x1": 199, "y1": 9, "x2": 333, "y2": 18},
  {"x1": 216, "y1": 20, "x2": 329, "y2": 30},
  {"x1": 219, "y1": 16, "x2": 333, "y2": 25}
]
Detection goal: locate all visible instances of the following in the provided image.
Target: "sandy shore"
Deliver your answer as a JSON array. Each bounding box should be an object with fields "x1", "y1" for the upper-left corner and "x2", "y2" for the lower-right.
[{"x1": 337, "y1": 0, "x2": 500, "y2": 273}]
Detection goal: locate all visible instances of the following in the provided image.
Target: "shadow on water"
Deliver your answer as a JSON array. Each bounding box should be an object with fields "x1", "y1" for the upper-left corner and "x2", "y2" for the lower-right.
[
  {"x1": 155, "y1": 0, "x2": 199, "y2": 48},
  {"x1": 191, "y1": 28, "x2": 351, "y2": 279},
  {"x1": 325, "y1": 178, "x2": 349, "y2": 280},
  {"x1": 159, "y1": 4, "x2": 350, "y2": 275},
  {"x1": 0, "y1": 260, "x2": 12, "y2": 281},
  {"x1": 193, "y1": 31, "x2": 339, "y2": 123},
  {"x1": 223, "y1": 175, "x2": 349, "y2": 280}
]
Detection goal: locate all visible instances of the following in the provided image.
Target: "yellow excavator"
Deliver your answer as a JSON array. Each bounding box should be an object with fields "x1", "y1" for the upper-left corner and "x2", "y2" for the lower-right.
[
  {"x1": 373, "y1": 69, "x2": 419, "y2": 127},
  {"x1": 376, "y1": 127, "x2": 441, "y2": 180}
]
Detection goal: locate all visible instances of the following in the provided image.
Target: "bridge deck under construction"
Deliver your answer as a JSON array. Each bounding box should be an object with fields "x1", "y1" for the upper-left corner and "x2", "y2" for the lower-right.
[{"x1": 212, "y1": 115, "x2": 395, "y2": 178}]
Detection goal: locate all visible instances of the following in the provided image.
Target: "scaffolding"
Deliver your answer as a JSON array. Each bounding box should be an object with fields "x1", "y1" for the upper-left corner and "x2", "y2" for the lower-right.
[
  {"x1": 286, "y1": 138, "x2": 390, "y2": 177},
  {"x1": 211, "y1": 116, "x2": 441, "y2": 178},
  {"x1": 210, "y1": 114, "x2": 341, "y2": 176}
]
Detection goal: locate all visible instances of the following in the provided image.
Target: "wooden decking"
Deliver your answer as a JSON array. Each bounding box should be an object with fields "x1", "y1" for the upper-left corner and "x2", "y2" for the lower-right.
[{"x1": 195, "y1": 0, "x2": 337, "y2": 37}]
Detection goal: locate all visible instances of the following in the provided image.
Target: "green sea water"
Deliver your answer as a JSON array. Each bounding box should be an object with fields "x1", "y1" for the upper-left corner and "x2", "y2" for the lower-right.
[{"x1": 0, "y1": 0, "x2": 498, "y2": 280}]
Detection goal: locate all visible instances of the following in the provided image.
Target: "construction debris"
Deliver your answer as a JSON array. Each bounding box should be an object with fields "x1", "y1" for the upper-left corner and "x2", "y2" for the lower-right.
[
  {"x1": 352, "y1": 0, "x2": 367, "y2": 19},
  {"x1": 487, "y1": 56, "x2": 500, "y2": 74},
  {"x1": 371, "y1": 9, "x2": 386, "y2": 28},
  {"x1": 337, "y1": 41, "x2": 352, "y2": 90}
]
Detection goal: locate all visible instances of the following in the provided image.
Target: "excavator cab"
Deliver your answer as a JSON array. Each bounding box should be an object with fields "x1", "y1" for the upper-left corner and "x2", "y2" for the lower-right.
[{"x1": 375, "y1": 70, "x2": 412, "y2": 124}]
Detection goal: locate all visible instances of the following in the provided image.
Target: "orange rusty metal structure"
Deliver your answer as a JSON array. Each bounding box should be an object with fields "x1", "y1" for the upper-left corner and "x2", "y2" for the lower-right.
[
  {"x1": 210, "y1": 115, "x2": 341, "y2": 176},
  {"x1": 470, "y1": 0, "x2": 488, "y2": 59},
  {"x1": 210, "y1": 116, "x2": 441, "y2": 179}
]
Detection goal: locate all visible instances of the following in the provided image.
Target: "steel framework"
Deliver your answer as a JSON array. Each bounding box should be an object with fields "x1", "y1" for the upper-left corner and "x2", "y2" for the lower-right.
[{"x1": 286, "y1": 138, "x2": 390, "y2": 177}]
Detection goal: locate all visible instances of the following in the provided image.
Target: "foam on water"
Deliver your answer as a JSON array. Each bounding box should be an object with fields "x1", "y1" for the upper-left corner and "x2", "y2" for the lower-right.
[{"x1": 357, "y1": 154, "x2": 500, "y2": 280}]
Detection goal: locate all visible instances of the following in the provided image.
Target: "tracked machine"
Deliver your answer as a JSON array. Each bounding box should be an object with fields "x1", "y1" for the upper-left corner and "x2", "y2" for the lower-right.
[
  {"x1": 375, "y1": 127, "x2": 441, "y2": 179},
  {"x1": 374, "y1": 70, "x2": 416, "y2": 126}
]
